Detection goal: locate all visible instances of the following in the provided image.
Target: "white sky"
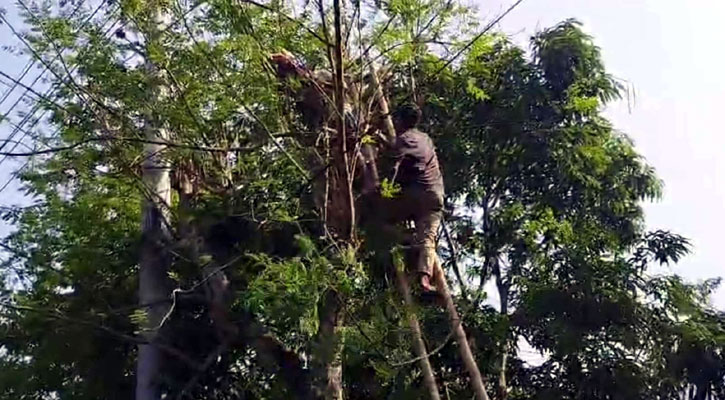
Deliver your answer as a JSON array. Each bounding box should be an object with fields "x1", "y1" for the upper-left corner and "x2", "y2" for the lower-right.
[
  {"x1": 477, "y1": 0, "x2": 725, "y2": 309},
  {"x1": 1, "y1": 1, "x2": 723, "y2": 309}
]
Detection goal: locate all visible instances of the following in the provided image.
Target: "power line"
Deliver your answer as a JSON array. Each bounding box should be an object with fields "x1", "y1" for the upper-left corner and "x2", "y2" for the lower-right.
[
  {"x1": 0, "y1": 135, "x2": 264, "y2": 157},
  {"x1": 3, "y1": 1, "x2": 113, "y2": 119},
  {"x1": 367, "y1": 0, "x2": 527, "y2": 110},
  {"x1": 0, "y1": 2, "x2": 120, "y2": 150},
  {"x1": 1, "y1": 0, "x2": 529, "y2": 191},
  {"x1": 0, "y1": 61, "x2": 34, "y2": 108},
  {"x1": 0, "y1": 3, "x2": 242, "y2": 193},
  {"x1": 0, "y1": 0, "x2": 108, "y2": 155},
  {"x1": 0, "y1": 2, "x2": 201, "y2": 206},
  {"x1": 0, "y1": 3, "x2": 121, "y2": 193},
  {"x1": 430, "y1": 0, "x2": 526, "y2": 77},
  {"x1": 0, "y1": 159, "x2": 27, "y2": 195},
  {"x1": 0, "y1": 0, "x2": 87, "y2": 111}
]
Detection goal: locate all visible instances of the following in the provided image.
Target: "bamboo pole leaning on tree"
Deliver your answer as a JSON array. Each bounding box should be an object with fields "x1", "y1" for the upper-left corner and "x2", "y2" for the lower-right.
[
  {"x1": 433, "y1": 258, "x2": 490, "y2": 400},
  {"x1": 392, "y1": 250, "x2": 442, "y2": 400},
  {"x1": 368, "y1": 63, "x2": 490, "y2": 400},
  {"x1": 369, "y1": 64, "x2": 396, "y2": 146},
  {"x1": 371, "y1": 64, "x2": 441, "y2": 400}
]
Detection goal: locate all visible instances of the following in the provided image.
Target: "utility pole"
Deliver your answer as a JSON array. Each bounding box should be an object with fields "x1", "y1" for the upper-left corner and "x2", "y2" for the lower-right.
[{"x1": 136, "y1": 6, "x2": 172, "y2": 400}]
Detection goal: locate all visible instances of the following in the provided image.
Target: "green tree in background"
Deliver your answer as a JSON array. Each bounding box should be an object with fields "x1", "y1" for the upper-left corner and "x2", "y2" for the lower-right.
[{"x1": 0, "y1": 1, "x2": 722, "y2": 399}]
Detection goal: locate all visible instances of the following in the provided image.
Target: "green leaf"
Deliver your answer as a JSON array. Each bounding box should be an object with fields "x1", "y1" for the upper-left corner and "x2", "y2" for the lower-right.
[{"x1": 380, "y1": 178, "x2": 401, "y2": 199}]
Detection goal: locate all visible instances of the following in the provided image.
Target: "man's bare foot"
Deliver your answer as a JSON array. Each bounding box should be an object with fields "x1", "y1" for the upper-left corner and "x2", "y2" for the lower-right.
[
  {"x1": 420, "y1": 273, "x2": 436, "y2": 293},
  {"x1": 418, "y1": 274, "x2": 445, "y2": 307}
]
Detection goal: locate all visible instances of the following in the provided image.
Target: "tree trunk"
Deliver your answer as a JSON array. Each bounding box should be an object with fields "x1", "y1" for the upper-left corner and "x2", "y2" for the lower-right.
[
  {"x1": 314, "y1": 290, "x2": 345, "y2": 400},
  {"x1": 433, "y1": 259, "x2": 491, "y2": 400},
  {"x1": 136, "y1": 73, "x2": 172, "y2": 400},
  {"x1": 494, "y1": 264, "x2": 509, "y2": 400},
  {"x1": 333, "y1": 0, "x2": 354, "y2": 241},
  {"x1": 371, "y1": 79, "x2": 440, "y2": 399},
  {"x1": 441, "y1": 218, "x2": 468, "y2": 300},
  {"x1": 311, "y1": 0, "x2": 353, "y2": 398},
  {"x1": 137, "y1": 152, "x2": 171, "y2": 399}
]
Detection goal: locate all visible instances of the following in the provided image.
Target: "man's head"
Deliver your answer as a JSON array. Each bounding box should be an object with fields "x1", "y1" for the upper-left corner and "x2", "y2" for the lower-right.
[{"x1": 392, "y1": 103, "x2": 422, "y2": 133}]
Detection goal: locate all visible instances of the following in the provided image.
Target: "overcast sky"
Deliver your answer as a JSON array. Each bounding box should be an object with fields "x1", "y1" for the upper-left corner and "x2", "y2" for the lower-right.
[
  {"x1": 477, "y1": 0, "x2": 725, "y2": 309},
  {"x1": 1, "y1": 0, "x2": 723, "y2": 308}
]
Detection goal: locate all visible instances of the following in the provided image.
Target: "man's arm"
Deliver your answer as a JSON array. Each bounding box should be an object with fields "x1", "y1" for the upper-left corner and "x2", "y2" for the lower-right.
[
  {"x1": 389, "y1": 134, "x2": 407, "y2": 185},
  {"x1": 391, "y1": 159, "x2": 401, "y2": 185},
  {"x1": 376, "y1": 131, "x2": 393, "y2": 148}
]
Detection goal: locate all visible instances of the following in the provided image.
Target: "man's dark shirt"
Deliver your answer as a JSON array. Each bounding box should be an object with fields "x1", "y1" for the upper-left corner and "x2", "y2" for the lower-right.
[{"x1": 393, "y1": 128, "x2": 444, "y2": 196}]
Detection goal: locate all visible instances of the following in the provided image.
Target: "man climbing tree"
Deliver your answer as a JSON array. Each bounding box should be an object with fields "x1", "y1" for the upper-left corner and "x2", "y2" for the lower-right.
[
  {"x1": 3, "y1": 0, "x2": 725, "y2": 398},
  {"x1": 385, "y1": 103, "x2": 445, "y2": 295}
]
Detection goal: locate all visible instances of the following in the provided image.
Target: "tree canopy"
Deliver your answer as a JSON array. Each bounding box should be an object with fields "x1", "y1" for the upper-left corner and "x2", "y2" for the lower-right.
[{"x1": 0, "y1": 1, "x2": 722, "y2": 399}]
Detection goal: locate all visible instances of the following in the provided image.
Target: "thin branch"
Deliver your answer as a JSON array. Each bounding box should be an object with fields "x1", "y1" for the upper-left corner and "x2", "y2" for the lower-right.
[
  {"x1": 238, "y1": 0, "x2": 330, "y2": 46},
  {"x1": 344, "y1": 0, "x2": 359, "y2": 49},
  {"x1": 362, "y1": 39, "x2": 447, "y2": 71},
  {"x1": 316, "y1": 0, "x2": 336, "y2": 74},
  {"x1": 161, "y1": 0, "x2": 208, "y2": 35},
  {"x1": 332, "y1": 0, "x2": 355, "y2": 240},
  {"x1": 416, "y1": 0, "x2": 453, "y2": 40},
  {"x1": 358, "y1": 15, "x2": 396, "y2": 61},
  {"x1": 243, "y1": 106, "x2": 310, "y2": 179},
  {"x1": 441, "y1": 217, "x2": 469, "y2": 300},
  {"x1": 390, "y1": 316, "x2": 459, "y2": 367},
  {"x1": 434, "y1": 262, "x2": 490, "y2": 400},
  {"x1": 391, "y1": 250, "x2": 442, "y2": 400},
  {"x1": 379, "y1": 0, "x2": 526, "y2": 112},
  {"x1": 430, "y1": 0, "x2": 526, "y2": 77},
  {"x1": 175, "y1": 342, "x2": 229, "y2": 399},
  {"x1": 0, "y1": 301, "x2": 202, "y2": 370}
]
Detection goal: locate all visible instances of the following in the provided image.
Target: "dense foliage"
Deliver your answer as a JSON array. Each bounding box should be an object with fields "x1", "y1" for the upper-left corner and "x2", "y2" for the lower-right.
[{"x1": 0, "y1": 1, "x2": 722, "y2": 399}]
